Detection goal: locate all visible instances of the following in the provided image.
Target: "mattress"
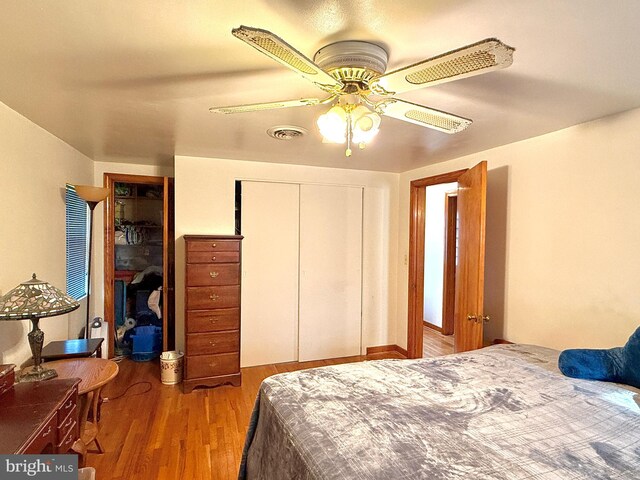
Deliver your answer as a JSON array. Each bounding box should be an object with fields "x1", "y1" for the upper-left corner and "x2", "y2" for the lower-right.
[{"x1": 239, "y1": 344, "x2": 640, "y2": 479}]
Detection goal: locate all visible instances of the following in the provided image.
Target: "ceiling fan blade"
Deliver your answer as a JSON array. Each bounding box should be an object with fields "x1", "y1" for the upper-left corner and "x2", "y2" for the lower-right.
[
  {"x1": 232, "y1": 25, "x2": 343, "y2": 93},
  {"x1": 371, "y1": 38, "x2": 514, "y2": 95},
  {"x1": 210, "y1": 96, "x2": 333, "y2": 114},
  {"x1": 375, "y1": 98, "x2": 472, "y2": 134}
]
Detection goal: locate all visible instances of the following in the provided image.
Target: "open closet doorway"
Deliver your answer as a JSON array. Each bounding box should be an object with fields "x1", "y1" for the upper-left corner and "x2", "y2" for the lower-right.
[
  {"x1": 407, "y1": 162, "x2": 488, "y2": 359},
  {"x1": 103, "y1": 173, "x2": 175, "y2": 359}
]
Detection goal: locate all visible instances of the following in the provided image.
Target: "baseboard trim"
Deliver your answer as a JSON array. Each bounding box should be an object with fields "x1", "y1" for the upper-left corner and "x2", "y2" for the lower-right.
[
  {"x1": 423, "y1": 321, "x2": 443, "y2": 333},
  {"x1": 366, "y1": 344, "x2": 408, "y2": 358}
]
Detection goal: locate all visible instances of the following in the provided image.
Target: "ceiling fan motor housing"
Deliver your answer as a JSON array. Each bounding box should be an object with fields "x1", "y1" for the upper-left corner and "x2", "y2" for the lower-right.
[{"x1": 314, "y1": 41, "x2": 388, "y2": 89}]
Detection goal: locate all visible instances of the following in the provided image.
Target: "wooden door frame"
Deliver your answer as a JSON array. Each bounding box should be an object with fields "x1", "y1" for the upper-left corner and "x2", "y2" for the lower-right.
[
  {"x1": 407, "y1": 169, "x2": 467, "y2": 359},
  {"x1": 441, "y1": 192, "x2": 458, "y2": 336},
  {"x1": 103, "y1": 173, "x2": 166, "y2": 358}
]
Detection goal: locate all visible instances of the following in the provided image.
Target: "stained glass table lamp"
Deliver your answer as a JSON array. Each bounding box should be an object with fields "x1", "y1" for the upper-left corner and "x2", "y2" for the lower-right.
[{"x1": 0, "y1": 274, "x2": 80, "y2": 381}]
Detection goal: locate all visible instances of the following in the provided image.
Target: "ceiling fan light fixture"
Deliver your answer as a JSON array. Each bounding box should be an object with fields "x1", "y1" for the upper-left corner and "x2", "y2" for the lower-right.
[{"x1": 317, "y1": 102, "x2": 381, "y2": 156}]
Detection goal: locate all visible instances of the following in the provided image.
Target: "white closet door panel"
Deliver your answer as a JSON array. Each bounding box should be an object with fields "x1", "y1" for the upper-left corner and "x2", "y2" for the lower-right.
[
  {"x1": 241, "y1": 181, "x2": 299, "y2": 367},
  {"x1": 299, "y1": 184, "x2": 363, "y2": 362}
]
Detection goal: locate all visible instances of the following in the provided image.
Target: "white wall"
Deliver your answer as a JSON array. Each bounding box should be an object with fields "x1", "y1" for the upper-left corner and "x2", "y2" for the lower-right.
[
  {"x1": 423, "y1": 182, "x2": 457, "y2": 328},
  {"x1": 174, "y1": 155, "x2": 399, "y2": 353},
  {"x1": 0, "y1": 101, "x2": 93, "y2": 366},
  {"x1": 90, "y1": 161, "x2": 174, "y2": 326},
  {"x1": 4, "y1": 99, "x2": 634, "y2": 366},
  {"x1": 397, "y1": 107, "x2": 640, "y2": 351}
]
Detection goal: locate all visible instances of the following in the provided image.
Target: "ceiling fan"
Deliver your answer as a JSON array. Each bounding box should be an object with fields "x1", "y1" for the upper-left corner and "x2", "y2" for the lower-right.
[{"x1": 210, "y1": 26, "x2": 515, "y2": 156}]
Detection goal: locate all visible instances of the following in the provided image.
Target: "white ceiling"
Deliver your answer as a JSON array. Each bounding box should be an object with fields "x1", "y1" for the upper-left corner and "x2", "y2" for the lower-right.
[{"x1": 1, "y1": 0, "x2": 639, "y2": 173}]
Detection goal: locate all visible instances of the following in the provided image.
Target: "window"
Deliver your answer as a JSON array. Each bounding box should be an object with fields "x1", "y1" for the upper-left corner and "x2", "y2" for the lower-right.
[{"x1": 66, "y1": 184, "x2": 88, "y2": 300}]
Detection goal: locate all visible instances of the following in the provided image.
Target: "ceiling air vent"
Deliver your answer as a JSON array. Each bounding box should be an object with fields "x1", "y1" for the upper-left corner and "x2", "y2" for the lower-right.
[{"x1": 267, "y1": 125, "x2": 308, "y2": 141}]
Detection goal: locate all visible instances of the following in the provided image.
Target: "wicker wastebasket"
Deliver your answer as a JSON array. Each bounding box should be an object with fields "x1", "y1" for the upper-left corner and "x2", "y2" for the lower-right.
[{"x1": 160, "y1": 351, "x2": 184, "y2": 385}]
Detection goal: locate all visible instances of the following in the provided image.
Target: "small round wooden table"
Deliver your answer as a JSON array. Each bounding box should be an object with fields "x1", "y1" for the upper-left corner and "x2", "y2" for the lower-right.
[{"x1": 43, "y1": 358, "x2": 119, "y2": 465}]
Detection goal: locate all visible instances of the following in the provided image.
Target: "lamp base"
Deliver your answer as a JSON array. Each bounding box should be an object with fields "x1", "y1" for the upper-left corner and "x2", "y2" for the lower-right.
[{"x1": 19, "y1": 366, "x2": 58, "y2": 382}]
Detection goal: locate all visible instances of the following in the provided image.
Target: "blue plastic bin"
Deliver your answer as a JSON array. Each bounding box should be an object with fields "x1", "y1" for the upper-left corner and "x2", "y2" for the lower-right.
[{"x1": 130, "y1": 325, "x2": 162, "y2": 361}]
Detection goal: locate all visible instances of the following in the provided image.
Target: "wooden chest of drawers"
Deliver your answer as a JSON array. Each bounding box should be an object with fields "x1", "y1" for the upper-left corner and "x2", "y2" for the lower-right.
[{"x1": 184, "y1": 235, "x2": 243, "y2": 393}]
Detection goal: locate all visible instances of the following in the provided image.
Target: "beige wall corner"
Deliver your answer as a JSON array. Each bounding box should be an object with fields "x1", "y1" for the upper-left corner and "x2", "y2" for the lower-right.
[{"x1": 396, "y1": 107, "x2": 640, "y2": 350}]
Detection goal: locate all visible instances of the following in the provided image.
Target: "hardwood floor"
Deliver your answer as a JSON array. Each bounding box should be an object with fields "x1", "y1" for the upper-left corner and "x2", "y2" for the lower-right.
[
  {"x1": 86, "y1": 351, "x2": 403, "y2": 480},
  {"x1": 422, "y1": 326, "x2": 455, "y2": 358}
]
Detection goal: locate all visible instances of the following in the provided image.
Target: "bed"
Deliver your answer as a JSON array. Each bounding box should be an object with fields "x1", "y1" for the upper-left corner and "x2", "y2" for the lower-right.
[{"x1": 238, "y1": 344, "x2": 640, "y2": 479}]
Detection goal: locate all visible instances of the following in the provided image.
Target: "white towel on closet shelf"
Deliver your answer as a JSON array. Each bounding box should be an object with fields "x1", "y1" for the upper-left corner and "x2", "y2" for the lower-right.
[
  {"x1": 131, "y1": 265, "x2": 163, "y2": 284},
  {"x1": 148, "y1": 287, "x2": 162, "y2": 319}
]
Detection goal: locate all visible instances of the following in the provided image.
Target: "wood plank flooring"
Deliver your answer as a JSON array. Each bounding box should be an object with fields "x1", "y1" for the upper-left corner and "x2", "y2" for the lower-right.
[
  {"x1": 86, "y1": 352, "x2": 403, "y2": 480},
  {"x1": 422, "y1": 326, "x2": 455, "y2": 358}
]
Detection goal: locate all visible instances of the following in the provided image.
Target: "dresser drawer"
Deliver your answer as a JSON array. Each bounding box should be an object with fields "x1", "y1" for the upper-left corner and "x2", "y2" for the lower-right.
[
  {"x1": 186, "y1": 353, "x2": 239, "y2": 379},
  {"x1": 187, "y1": 331, "x2": 239, "y2": 356},
  {"x1": 57, "y1": 405, "x2": 77, "y2": 441},
  {"x1": 186, "y1": 285, "x2": 240, "y2": 310},
  {"x1": 186, "y1": 263, "x2": 240, "y2": 286},
  {"x1": 57, "y1": 421, "x2": 78, "y2": 452},
  {"x1": 186, "y1": 308, "x2": 239, "y2": 333},
  {"x1": 187, "y1": 240, "x2": 240, "y2": 253},
  {"x1": 187, "y1": 251, "x2": 240, "y2": 264},
  {"x1": 22, "y1": 413, "x2": 57, "y2": 454},
  {"x1": 57, "y1": 389, "x2": 77, "y2": 423}
]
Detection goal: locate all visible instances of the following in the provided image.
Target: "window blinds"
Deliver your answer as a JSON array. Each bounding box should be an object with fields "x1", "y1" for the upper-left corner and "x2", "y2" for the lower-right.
[{"x1": 66, "y1": 184, "x2": 88, "y2": 300}]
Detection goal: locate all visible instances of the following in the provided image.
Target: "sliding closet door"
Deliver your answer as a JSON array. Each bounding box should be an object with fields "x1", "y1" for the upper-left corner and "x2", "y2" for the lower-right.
[
  {"x1": 241, "y1": 181, "x2": 300, "y2": 367},
  {"x1": 298, "y1": 184, "x2": 363, "y2": 362}
]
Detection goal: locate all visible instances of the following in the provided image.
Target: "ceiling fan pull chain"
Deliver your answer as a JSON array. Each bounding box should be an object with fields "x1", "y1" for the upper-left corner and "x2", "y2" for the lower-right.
[{"x1": 346, "y1": 113, "x2": 353, "y2": 157}]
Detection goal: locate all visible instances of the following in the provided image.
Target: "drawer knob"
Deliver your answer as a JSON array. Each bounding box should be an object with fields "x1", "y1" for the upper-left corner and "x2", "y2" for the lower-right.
[
  {"x1": 209, "y1": 342, "x2": 217, "y2": 347},
  {"x1": 209, "y1": 362, "x2": 218, "y2": 367},
  {"x1": 209, "y1": 294, "x2": 219, "y2": 301},
  {"x1": 209, "y1": 271, "x2": 219, "y2": 278},
  {"x1": 209, "y1": 318, "x2": 216, "y2": 323},
  {"x1": 212, "y1": 256, "x2": 216, "y2": 260},
  {"x1": 41, "y1": 426, "x2": 52, "y2": 438},
  {"x1": 63, "y1": 434, "x2": 73, "y2": 446},
  {"x1": 212, "y1": 243, "x2": 217, "y2": 248},
  {"x1": 63, "y1": 416, "x2": 74, "y2": 428}
]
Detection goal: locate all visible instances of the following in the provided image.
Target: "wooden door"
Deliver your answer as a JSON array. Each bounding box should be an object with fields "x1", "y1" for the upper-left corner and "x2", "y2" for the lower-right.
[
  {"x1": 103, "y1": 173, "x2": 172, "y2": 357},
  {"x1": 454, "y1": 161, "x2": 488, "y2": 352},
  {"x1": 162, "y1": 177, "x2": 175, "y2": 351},
  {"x1": 240, "y1": 181, "x2": 300, "y2": 367},
  {"x1": 298, "y1": 184, "x2": 363, "y2": 362}
]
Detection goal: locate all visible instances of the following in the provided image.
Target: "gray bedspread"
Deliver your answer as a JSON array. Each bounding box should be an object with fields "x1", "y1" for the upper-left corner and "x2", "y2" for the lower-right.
[{"x1": 239, "y1": 344, "x2": 640, "y2": 479}]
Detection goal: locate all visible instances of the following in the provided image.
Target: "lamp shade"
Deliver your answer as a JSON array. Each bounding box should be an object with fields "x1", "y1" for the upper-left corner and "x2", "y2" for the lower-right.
[
  {"x1": 317, "y1": 105, "x2": 348, "y2": 144},
  {"x1": 0, "y1": 273, "x2": 79, "y2": 320},
  {"x1": 73, "y1": 185, "x2": 110, "y2": 203},
  {"x1": 351, "y1": 105, "x2": 381, "y2": 144}
]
